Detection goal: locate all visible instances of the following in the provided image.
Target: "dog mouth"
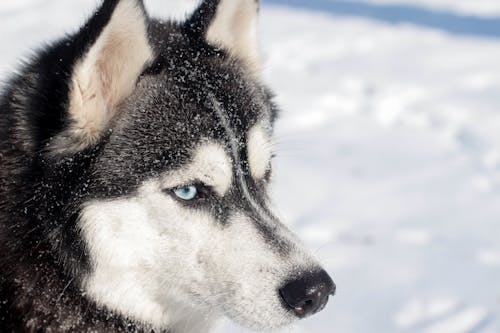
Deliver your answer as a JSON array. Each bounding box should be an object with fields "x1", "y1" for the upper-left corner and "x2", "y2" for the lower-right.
[
  {"x1": 212, "y1": 262, "x2": 336, "y2": 327},
  {"x1": 216, "y1": 269, "x2": 335, "y2": 330}
]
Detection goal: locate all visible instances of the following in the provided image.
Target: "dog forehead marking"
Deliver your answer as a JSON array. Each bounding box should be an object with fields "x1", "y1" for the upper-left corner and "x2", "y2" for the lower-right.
[
  {"x1": 163, "y1": 143, "x2": 233, "y2": 196},
  {"x1": 247, "y1": 124, "x2": 272, "y2": 179}
]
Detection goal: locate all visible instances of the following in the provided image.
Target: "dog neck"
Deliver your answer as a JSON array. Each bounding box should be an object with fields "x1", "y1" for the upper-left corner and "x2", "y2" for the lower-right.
[{"x1": 0, "y1": 258, "x2": 211, "y2": 333}]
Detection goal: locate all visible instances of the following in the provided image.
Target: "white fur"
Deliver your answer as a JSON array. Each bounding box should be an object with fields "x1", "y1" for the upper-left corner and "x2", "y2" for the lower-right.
[
  {"x1": 59, "y1": 0, "x2": 152, "y2": 153},
  {"x1": 81, "y1": 180, "x2": 218, "y2": 332},
  {"x1": 80, "y1": 142, "x2": 319, "y2": 332},
  {"x1": 206, "y1": 0, "x2": 261, "y2": 75},
  {"x1": 80, "y1": 193, "x2": 172, "y2": 329},
  {"x1": 161, "y1": 143, "x2": 233, "y2": 196},
  {"x1": 247, "y1": 124, "x2": 273, "y2": 180}
]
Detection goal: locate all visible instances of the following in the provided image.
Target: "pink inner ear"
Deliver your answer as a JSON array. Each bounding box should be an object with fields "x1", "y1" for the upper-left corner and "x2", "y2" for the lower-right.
[{"x1": 98, "y1": 60, "x2": 112, "y2": 105}]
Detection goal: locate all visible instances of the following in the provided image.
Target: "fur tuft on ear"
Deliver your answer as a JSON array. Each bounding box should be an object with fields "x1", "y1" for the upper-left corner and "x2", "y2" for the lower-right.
[
  {"x1": 189, "y1": 0, "x2": 261, "y2": 75},
  {"x1": 59, "y1": 0, "x2": 152, "y2": 153}
]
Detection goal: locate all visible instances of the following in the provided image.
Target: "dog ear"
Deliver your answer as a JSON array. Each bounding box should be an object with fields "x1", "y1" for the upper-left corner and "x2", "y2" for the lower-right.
[
  {"x1": 187, "y1": 0, "x2": 261, "y2": 75},
  {"x1": 58, "y1": 0, "x2": 152, "y2": 153}
]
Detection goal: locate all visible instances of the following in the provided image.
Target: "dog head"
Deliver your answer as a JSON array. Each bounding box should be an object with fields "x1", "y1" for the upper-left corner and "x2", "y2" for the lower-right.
[{"x1": 45, "y1": 0, "x2": 335, "y2": 331}]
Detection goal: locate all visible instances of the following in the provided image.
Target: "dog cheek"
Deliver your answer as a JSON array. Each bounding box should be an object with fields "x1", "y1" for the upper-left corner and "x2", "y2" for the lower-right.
[{"x1": 158, "y1": 210, "x2": 226, "y2": 298}]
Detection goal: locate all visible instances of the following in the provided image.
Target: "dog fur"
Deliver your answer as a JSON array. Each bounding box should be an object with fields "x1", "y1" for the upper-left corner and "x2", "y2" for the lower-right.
[{"x1": 0, "y1": 1, "x2": 334, "y2": 332}]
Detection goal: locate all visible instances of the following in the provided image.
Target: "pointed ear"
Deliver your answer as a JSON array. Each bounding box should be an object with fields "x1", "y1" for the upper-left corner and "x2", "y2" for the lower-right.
[
  {"x1": 188, "y1": 0, "x2": 261, "y2": 75},
  {"x1": 62, "y1": 0, "x2": 152, "y2": 153}
]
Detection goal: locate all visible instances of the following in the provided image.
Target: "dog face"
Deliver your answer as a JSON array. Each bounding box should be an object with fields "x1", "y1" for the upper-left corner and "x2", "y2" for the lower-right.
[{"x1": 46, "y1": 0, "x2": 335, "y2": 331}]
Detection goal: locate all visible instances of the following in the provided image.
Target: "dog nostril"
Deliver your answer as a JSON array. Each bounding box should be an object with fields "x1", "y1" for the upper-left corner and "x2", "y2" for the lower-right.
[{"x1": 279, "y1": 269, "x2": 335, "y2": 318}]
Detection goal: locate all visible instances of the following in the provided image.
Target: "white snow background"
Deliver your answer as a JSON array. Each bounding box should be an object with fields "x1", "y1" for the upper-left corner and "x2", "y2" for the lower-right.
[{"x1": 1, "y1": 0, "x2": 499, "y2": 332}]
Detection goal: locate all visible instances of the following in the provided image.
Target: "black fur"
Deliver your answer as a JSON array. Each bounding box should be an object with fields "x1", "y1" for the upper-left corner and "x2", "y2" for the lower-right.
[{"x1": 0, "y1": 0, "x2": 284, "y2": 332}]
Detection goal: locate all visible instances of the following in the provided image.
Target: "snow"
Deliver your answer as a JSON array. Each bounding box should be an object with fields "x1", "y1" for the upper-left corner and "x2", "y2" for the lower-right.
[
  {"x1": 256, "y1": 6, "x2": 500, "y2": 333},
  {"x1": 361, "y1": 0, "x2": 500, "y2": 18},
  {"x1": 477, "y1": 249, "x2": 500, "y2": 267},
  {"x1": 394, "y1": 297, "x2": 460, "y2": 328},
  {"x1": 423, "y1": 307, "x2": 490, "y2": 333},
  {"x1": 1, "y1": 1, "x2": 499, "y2": 333}
]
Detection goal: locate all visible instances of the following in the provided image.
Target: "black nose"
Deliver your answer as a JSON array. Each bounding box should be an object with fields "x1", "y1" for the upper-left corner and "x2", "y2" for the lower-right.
[{"x1": 279, "y1": 269, "x2": 335, "y2": 318}]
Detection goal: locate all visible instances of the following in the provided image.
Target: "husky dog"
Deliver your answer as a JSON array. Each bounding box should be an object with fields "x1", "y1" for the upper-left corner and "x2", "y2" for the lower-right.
[{"x1": 0, "y1": 0, "x2": 335, "y2": 332}]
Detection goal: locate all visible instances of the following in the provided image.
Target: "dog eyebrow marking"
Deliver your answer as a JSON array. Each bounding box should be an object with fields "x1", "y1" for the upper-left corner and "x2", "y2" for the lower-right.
[
  {"x1": 247, "y1": 124, "x2": 272, "y2": 180},
  {"x1": 210, "y1": 96, "x2": 291, "y2": 254},
  {"x1": 162, "y1": 143, "x2": 233, "y2": 196}
]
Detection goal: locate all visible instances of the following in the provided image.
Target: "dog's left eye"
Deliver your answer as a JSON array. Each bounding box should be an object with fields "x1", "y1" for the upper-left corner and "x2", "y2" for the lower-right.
[{"x1": 173, "y1": 185, "x2": 199, "y2": 201}]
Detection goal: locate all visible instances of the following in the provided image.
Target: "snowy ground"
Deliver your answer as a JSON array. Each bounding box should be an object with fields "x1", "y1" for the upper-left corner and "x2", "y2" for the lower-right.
[
  {"x1": 361, "y1": 0, "x2": 500, "y2": 18},
  {"x1": 1, "y1": 1, "x2": 500, "y2": 333}
]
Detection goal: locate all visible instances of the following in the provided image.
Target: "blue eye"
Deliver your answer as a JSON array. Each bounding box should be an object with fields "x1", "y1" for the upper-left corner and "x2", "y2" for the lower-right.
[{"x1": 173, "y1": 185, "x2": 198, "y2": 201}]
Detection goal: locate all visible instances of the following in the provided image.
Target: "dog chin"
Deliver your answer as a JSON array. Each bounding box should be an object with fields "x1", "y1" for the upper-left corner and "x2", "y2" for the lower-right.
[
  {"x1": 223, "y1": 304, "x2": 296, "y2": 331},
  {"x1": 232, "y1": 315, "x2": 296, "y2": 332}
]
